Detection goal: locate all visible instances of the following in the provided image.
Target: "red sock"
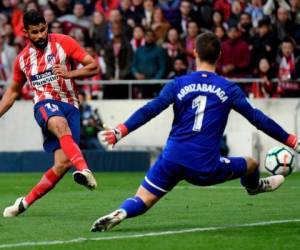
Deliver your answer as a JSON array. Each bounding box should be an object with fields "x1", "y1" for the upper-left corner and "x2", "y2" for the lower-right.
[
  {"x1": 59, "y1": 135, "x2": 88, "y2": 171},
  {"x1": 24, "y1": 168, "x2": 61, "y2": 206}
]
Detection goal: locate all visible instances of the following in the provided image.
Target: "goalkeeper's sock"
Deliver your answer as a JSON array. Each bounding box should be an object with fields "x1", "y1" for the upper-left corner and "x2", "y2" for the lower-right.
[
  {"x1": 240, "y1": 167, "x2": 260, "y2": 191},
  {"x1": 59, "y1": 135, "x2": 88, "y2": 171},
  {"x1": 119, "y1": 196, "x2": 147, "y2": 218},
  {"x1": 24, "y1": 168, "x2": 61, "y2": 206}
]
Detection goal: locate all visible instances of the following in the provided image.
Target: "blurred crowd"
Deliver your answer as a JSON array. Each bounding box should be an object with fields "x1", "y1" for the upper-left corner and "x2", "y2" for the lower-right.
[{"x1": 1, "y1": 0, "x2": 300, "y2": 99}]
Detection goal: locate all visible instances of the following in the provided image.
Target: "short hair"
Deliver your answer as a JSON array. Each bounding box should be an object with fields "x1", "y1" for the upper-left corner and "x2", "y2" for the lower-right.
[
  {"x1": 282, "y1": 36, "x2": 296, "y2": 47},
  {"x1": 240, "y1": 12, "x2": 251, "y2": 18},
  {"x1": 187, "y1": 20, "x2": 198, "y2": 28},
  {"x1": 174, "y1": 55, "x2": 188, "y2": 67},
  {"x1": 23, "y1": 10, "x2": 46, "y2": 30},
  {"x1": 227, "y1": 23, "x2": 238, "y2": 31},
  {"x1": 195, "y1": 32, "x2": 221, "y2": 64},
  {"x1": 258, "y1": 18, "x2": 270, "y2": 28}
]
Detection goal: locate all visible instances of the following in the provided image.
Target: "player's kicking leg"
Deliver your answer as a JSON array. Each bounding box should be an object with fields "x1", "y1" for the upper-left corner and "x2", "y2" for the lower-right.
[
  {"x1": 241, "y1": 157, "x2": 285, "y2": 195},
  {"x1": 91, "y1": 185, "x2": 160, "y2": 232},
  {"x1": 48, "y1": 116, "x2": 97, "y2": 190}
]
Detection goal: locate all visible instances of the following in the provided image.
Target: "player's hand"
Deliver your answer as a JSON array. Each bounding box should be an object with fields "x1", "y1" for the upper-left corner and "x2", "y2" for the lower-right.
[
  {"x1": 52, "y1": 64, "x2": 72, "y2": 79},
  {"x1": 100, "y1": 124, "x2": 129, "y2": 147}
]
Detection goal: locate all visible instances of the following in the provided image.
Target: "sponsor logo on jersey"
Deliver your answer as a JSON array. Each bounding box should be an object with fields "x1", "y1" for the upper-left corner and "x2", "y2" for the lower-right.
[{"x1": 31, "y1": 69, "x2": 58, "y2": 87}]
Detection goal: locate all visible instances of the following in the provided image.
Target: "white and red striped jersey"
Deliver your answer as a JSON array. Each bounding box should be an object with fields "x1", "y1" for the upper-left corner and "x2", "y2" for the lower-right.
[{"x1": 13, "y1": 33, "x2": 88, "y2": 108}]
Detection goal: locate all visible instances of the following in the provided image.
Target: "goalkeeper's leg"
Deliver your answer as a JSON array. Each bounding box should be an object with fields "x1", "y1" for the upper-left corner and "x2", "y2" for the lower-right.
[
  {"x1": 240, "y1": 157, "x2": 284, "y2": 195},
  {"x1": 91, "y1": 155, "x2": 178, "y2": 232},
  {"x1": 3, "y1": 149, "x2": 71, "y2": 217},
  {"x1": 91, "y1": 186, "x2": 160, "y2": 232}
]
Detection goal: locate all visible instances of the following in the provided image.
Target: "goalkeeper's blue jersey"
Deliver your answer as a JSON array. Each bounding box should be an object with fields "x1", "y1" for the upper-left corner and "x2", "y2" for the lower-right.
[{"x1": 124, "y1": 71, "x2": 289, "y2": 170}]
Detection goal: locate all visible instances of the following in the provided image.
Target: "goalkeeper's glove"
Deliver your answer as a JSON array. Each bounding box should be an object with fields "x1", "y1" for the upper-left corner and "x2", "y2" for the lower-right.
[
  {"x1": 286, "y1": 134, "x2": 300, "y2": 153},
  {"x1": 100, "y1": 124, "x2": 128, "y2": 146}
]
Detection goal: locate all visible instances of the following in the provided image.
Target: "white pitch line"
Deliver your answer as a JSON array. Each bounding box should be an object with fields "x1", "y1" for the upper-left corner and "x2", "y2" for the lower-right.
[
  {"x1": 1, "y1": 218, "x2": 300, "y2": 249},
  {"x1": 175, "y1": 186, "x2": 300, "y2": 190},
  {"x1": 175, "y1": 186, "x2": 242, "y2": 190}
]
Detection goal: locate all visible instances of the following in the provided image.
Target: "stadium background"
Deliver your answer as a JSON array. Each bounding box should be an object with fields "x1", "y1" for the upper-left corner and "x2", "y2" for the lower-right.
[{"x1": 1, "y1": 0, "x2": 300, "y2": 171}]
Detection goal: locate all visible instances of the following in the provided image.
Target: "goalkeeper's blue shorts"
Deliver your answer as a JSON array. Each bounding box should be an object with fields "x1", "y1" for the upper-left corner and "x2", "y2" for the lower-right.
[
  {"x1": 34, "y1": 99, "x2": 80, "y2": 153},
  {"x1": 141, "y1": 154, "x2": 247, "y2": 197}
]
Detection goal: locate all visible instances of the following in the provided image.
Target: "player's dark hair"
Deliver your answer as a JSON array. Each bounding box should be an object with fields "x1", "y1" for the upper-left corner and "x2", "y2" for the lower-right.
[
  {"x1": 23, "y1": 10, "x2": 46, "y2": 30},
  {"x1": 195, "y1": 32, "x2": 221, "y2": 65}
]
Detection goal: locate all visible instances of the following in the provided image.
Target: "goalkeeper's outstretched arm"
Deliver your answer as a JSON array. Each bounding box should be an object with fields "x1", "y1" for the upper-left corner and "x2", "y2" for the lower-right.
[
  {"x1": 100, "y1": 81, "x2": 176, "y2": 146},
  {"x1": 232, "y1": 85, "x2": 298, "y2": 150}
]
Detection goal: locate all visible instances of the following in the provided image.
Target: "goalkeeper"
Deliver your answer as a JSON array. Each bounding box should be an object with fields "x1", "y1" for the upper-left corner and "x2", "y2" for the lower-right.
[{"x1": 91, "y1": 32, "x2": 299, "y2": 232}]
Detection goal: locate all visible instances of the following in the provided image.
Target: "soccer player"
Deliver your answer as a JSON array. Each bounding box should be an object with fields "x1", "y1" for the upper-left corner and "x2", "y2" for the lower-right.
[
  {"x1": 1, "y1": 10, "x2": 99, "y2": 217},
  {"x1": 91, "y1": 32, "x2": 300, "y2": 232}
]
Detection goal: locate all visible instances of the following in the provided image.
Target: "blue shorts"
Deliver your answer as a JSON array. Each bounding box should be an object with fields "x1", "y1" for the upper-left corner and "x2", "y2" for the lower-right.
[
  {"x1": 142, "y1": 155, "x2": 247, "y2": 197},
  {"x1": 34, "y1": 99, "x2": 80, "y2": 152}
]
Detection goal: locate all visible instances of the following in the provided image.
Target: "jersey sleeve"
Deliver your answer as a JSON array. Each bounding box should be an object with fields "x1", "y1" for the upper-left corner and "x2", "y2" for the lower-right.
[
  {"x1": 61, "y1": 35, "x2": 88, "y2": 62},
  {"x1": 12, "y1": 56, "x2": 26, "y2": 83},
  {"x1": 124, "y1": 80, "x2": 177, "y2": 133},
  {"x1": 231, "y1": 85, "x2": 290, "y2": 144}
]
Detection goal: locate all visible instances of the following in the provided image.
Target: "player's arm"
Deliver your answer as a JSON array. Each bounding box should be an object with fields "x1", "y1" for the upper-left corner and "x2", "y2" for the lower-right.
[
  {"x1": 0, "y1": 79, "x2": 24, "y2": 118},
  {"x1": 100, "y1": 80, "x2": 177, "y2": 146},
  {"x1": 52, "y1": 36, "x2": 99, "y2": 79},
  {"x1": 52, "y1": 54, "x2": 99, "y2": 79},
  {"x1": 0, "y1": 56, "x2": 26, "y2": 118},
  {"x1": 231, "y1": 85, "x2": 299, "y2": 151}
]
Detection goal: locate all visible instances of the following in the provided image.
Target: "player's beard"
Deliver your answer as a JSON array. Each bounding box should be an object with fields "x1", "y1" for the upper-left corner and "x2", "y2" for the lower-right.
[{"x1": 31, "y1": 37, "x2": 48, "y2": 50}]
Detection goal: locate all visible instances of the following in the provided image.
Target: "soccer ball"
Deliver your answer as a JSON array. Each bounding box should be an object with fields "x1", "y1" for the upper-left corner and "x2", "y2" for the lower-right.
[{"x1": 265, "y1": 146, "x2": 295, "y2": 176}]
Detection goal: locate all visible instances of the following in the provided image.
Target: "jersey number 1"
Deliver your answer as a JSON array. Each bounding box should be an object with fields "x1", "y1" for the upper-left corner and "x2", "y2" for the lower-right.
[{"x1": 192, "y1": 95, "x2": 207, "y2": 132}]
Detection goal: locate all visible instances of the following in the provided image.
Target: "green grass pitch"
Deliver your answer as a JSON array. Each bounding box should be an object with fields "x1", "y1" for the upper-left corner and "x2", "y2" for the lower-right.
[{"x1": 1, "y1": 172, "x2": 300, "y2": 250}]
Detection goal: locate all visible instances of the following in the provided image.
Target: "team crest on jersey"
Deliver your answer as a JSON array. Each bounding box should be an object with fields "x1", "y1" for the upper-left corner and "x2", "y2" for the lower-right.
[{"x1": 47, "y1": 54, "x2": 55, "y2": 65}]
